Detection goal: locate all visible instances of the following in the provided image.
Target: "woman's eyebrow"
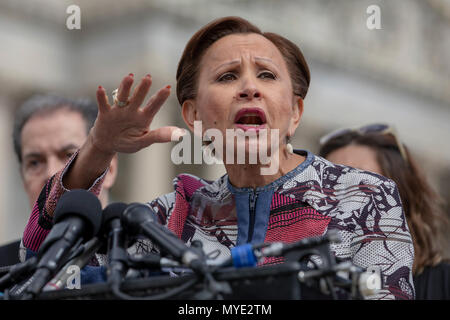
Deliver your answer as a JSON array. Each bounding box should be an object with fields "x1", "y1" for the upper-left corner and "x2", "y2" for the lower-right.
[
  {"x1": 212, "y1": 59, "x2": 240, "y2": 73},
  {"x1": 254, "y1": 57, "x2": 279, "y2": 70},
  {"x1": 211, "y1": 56, "x2": 279, "y2": 73}
]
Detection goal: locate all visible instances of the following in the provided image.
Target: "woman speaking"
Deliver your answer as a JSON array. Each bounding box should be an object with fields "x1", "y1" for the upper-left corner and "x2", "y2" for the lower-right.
[{"x1": 22, "y1": 16, "x2": 414, "y2": 300}]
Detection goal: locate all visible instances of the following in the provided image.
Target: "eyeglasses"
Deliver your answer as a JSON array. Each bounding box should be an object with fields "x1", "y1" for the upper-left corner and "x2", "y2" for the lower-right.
[{"x1": 319, "y1": 123, "x2": 408, "y2": 161}]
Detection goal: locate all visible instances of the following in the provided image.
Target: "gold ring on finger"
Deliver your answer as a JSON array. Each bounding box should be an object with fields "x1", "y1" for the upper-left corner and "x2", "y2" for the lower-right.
[{"x1": 112, "y1": 88, "x2": 128, "y2": 107}]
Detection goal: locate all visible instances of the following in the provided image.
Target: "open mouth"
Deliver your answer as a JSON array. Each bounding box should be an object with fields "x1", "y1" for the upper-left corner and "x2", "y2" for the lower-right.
[{"x1": 234, "y1": 108, "x2": 267, "y2": 130}]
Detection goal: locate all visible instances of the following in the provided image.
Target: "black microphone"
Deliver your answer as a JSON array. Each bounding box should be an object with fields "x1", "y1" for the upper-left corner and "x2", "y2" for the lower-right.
[
  {"x1": 0, "y1": 257, "x2": 38, "y2": 291},
  {"x1": 101, "y1": 202, "x2": 129, "y2": 287},
  {"x1": 42, "y1": 237, "x2": 103, "y2": 291},
  {"x1": 128, "y1": 252, "x2": 180, "y2": 269},
  {"x1": 21, "y1": 189, "x2": 102, "y2": 299},
  {"x1": 121, "y1": 203, "x2": 206, "y2": 274}
]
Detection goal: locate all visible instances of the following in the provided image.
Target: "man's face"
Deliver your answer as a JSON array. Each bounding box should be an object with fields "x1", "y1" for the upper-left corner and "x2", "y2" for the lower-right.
[{"x1": 20, "y1": 109, "x2": 88, "y2": 208}]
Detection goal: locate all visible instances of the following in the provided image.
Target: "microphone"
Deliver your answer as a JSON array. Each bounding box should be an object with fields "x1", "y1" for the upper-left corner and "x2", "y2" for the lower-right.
[
  {"x1": 0, "y1": 257, "x2": 38, "y2": 291},
  {"x1": 42, "y1": 237, "x2": 103, "y2": 291},
  {"x1": 261, "y1": 230, "x2": 341, "y2": 257},
  {"x1": 100, "y1": 202, "x2": 129, "y2": 287},
  {"x1": 220, "y1": 231, "x2": 342, "y2": 268},
  {"x1": 128, "y1": 253, "x2": 180, "y2": 269},
  {"x1": 21, "y1": 189, "x2": 102, "y2": 299},
  {"x1": 121, "y1": 203, "x2": 207, "y2": 274}
]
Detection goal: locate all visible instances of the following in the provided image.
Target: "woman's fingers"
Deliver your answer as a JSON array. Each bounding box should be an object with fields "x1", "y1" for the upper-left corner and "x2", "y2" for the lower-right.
[
  {"x1": 143, "y1": 85, "x2": 171, "y2": 119},
  {"x1": 95, "y1": 76, "x2": 177, "y2": 153},
  {"x1": 129, "y1": 74, "x2": 152, "y2": 110},
  {"x1": 138, "y1": 126, "x2": 186, "y2": 148},
  {"x1": 96, "y1": 86, "x2": 110, "y2": 114},
  {"x1": 116, "y1": 74, "x2": 134, "y2": 105}
]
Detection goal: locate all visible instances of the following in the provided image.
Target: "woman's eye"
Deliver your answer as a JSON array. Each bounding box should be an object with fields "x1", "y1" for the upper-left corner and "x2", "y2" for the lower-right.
[
  {"x1": 217, "y1": 73, "x2": 237, "y2": 82},
  {"x1": 258, "y1": 71, "x2": 276, "y2": 80}
]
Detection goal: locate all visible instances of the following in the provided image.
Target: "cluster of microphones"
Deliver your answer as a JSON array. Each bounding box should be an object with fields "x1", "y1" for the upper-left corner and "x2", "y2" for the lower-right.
[
  {"x1": 0, "y1": 189, "x2": 380, "y2": 300},
  {"x1": 0, "y1": 190, "x2": 217, "y2": 300}
]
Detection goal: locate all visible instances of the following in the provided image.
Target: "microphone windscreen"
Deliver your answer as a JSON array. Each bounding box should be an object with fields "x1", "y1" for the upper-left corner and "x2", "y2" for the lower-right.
[
  {"x1": 97, "y1": 202, "x2": 128, "y2": 254},
  {"x1": 102, "y1": 202, "x2": 128, "y2": 226},
  {"x1": 53, "y1": 189, "x2": 102, "y2": 238},
  {"x1": 121, "y1": 203, "x2": 158, "y2": 234}
]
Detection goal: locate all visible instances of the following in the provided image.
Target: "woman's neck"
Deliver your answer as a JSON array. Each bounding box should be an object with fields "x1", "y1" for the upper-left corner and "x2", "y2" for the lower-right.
[{"x1": 225, "y1": 150, "x2": 305, "y2": 189}]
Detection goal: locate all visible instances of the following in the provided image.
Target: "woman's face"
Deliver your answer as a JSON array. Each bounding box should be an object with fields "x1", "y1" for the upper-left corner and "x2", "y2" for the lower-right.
[
  {"x1": 183, "y1": 33, "x2": 302, "y2": 162},
  {"x1": 326, "y1": 144, "x2": 383, "y2": 175}
]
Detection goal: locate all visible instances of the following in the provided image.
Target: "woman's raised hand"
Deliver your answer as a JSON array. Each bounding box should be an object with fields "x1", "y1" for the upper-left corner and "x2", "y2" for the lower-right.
[{"x1": 92, "y1": 73, "x2": 184, "y2": 155}]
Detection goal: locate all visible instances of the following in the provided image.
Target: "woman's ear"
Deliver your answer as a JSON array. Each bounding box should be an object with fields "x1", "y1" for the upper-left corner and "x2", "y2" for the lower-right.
[
  {"x1": 181, "y1": 99, "x2": 197, "y2": 132},
  {"x1": 289, "y1": 97, "x2": 304, "y2": 135}
]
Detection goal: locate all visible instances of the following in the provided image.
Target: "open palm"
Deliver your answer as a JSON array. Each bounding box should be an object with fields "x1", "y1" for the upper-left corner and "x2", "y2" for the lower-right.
[{"x1": 92, "y1": 73, "x2": 184, "y2": 155}]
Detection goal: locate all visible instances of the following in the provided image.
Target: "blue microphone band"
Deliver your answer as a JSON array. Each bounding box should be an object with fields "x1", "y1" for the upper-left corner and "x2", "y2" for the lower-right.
[{"x1": 230, "y1": 244, "x2": 257, "y2": 268}]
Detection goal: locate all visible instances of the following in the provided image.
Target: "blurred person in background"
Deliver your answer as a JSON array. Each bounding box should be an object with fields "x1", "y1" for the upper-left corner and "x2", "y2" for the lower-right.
[
  {"x1": 319, "y1": 123, "x2": 450, "y2": 299},
  {"x1": 11, "y1": 94, "x2": 118, "y2": 263}
]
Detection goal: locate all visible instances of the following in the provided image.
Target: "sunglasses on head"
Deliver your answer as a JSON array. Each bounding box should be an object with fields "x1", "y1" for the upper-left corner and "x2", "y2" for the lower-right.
[{"x1": 319, "y1": 123, "x2": 408, "y2": 161}]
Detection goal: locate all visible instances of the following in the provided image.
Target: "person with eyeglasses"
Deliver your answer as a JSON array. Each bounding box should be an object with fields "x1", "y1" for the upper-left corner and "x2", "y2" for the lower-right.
[{"x1": 319, "y1": 123, "x2": 450, "y2": 299}]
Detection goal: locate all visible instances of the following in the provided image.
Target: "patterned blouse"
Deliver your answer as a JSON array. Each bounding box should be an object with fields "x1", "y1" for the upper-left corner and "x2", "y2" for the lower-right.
[{"x1": 22, "y1": 149, "x2": 415, "y2": 299}]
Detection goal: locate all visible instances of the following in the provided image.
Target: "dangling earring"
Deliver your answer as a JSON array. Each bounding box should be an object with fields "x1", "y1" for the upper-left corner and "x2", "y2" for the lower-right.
[{"x1": 286, "y1": 136, "x2": 293, "y2": 155}]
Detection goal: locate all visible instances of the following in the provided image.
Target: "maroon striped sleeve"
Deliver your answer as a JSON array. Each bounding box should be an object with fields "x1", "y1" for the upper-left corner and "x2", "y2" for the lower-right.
[{"x1": 22, "y1": 201, "x2": 50, "y2": 252}]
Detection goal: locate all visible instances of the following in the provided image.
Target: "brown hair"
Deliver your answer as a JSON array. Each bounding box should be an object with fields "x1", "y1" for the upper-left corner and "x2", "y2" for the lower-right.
[
  {"x1": 319, "y1": 132, "x2": 450, "y2": 275},
  {"x1": 176, "y1": 16, "x2": 310, "y2": 106}
]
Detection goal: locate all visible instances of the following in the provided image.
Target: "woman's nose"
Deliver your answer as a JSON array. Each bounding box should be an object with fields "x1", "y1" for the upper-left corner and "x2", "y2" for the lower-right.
[{"x1": 237, "y1": 77, "x2": 261, "y2": 100}]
